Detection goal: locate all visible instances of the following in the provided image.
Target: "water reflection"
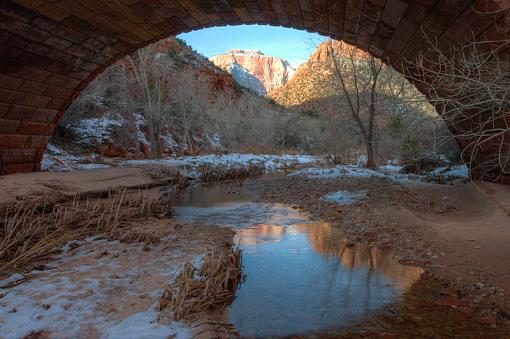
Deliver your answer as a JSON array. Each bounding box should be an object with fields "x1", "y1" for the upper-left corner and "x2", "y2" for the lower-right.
[{"x1": 173, "y1": 181, "x2": 423, "y2": 337}]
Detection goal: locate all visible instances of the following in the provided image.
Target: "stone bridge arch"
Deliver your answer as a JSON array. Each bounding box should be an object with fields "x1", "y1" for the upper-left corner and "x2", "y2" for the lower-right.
[{"x1": 0, "y1": 0, "x2": 508, "y2": 181}]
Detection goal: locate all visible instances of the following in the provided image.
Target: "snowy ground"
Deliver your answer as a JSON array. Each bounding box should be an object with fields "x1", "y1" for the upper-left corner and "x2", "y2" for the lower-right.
[
  {"x1": 42, "y1": 145, "x2": 111, "y2": 172},
  {"x1": 122, "y1": 153, "x2": 323, "y2": 177},
  {"x1": 0, "y1": 221, "x2": 231, "y2": 339},
  {"x1": 0, "y1": 237, "x2": 190, "y2": 339},
  {"x1": 320, "y1": 190, "x2": 369, "y2": 205},
  {"x1": 42, "y1": 144, "x2": 324, "y2": 176},
  {"x1": 290, "y1": 163, "x2": 469, "y2": 183},
  {"x1": 42, "y1": 144, "x2": 468, "y2": 184}
]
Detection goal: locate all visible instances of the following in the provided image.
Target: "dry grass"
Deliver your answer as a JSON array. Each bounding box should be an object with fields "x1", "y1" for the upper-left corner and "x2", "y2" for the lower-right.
[
  {"x1": 147, "y1": 165, "x2": 188, "y2": 188},
  {"x1": 198, "y1": 163, "x2": 265, "y2": 182},
  {"x1": 0, "y1": 187, "x2": 171, "y2": 277},
  {"x1": 158, "y1": 244, "x2": 243, "y2": 321}
]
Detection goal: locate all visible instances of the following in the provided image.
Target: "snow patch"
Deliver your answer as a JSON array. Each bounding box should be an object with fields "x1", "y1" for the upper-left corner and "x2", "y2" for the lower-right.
[
  {"x1": 134, "y1": 113, "x2": 150, "y2": 146},
  {"x1": 207, "y1": 134, "x2": 224, "y2": 151},
  {"x1": 378, "y1": 165, "x2": 402, "y2": 175},
  {"x1": 67, "y1": 112, "x2": 123, "y2": 146},
  {"x1": 160, "y1": 133, "x2": 179, "y2": 150},
  {"x1": 321, "y1": 190, "x2": 368, "y2": 205},
  {"x1": 290, "y1": 165, "x2": 387, "y2": 180},
  {"x1": 0, "y1": 237, "x2": 193, "y2": 338},
  {"x1": 78, "y1": 163, "x2": 111, "y2": 170},
  {"x1": 226, "y1": 49, "x2": 264, "y2": 56},
  {"x1": 229, "y1": 62, "x2": 266, "y2": 94},
  {"x1": 103, "y1": 310, "x2": 190, "y2": 339},
  {"x1": 290, "y1": 162, "x2": 469, "y2": 184},
  {"x1": 42, "y1": 144, "x2": 112, "y2": 172},
  {"x1": 42, "y1": 144, "x2": 85, "y2": 172},
  {"x1": 65, "y1": 112, "x2": 149, "y2": 148},
  {"x1": 429, "y1": 165, "x2": 469, "y2": 179}
]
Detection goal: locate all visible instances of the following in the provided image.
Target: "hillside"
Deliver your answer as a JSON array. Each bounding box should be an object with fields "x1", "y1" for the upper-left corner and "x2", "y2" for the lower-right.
[
  {"x1": 268, "y1": 41, "x2": 368, "y2": 115},
  {"x1": 210, "y1": 50, "x2": 295, "y2": 95},
  {"x1": 55, "y1": 38, "x2": 242, "y2": 158},
  {"x1": 157, "y1": 38, "x2": 238, "y2": 94},
  {"x1": 53, "y1": 37, "x2": 299, "y2": 160}
]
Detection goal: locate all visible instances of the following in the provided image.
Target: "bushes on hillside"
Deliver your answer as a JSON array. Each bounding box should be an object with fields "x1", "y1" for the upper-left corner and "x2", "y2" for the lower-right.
[{"x1": 58, "y1": 37, "x2": 459, "y2": 164}]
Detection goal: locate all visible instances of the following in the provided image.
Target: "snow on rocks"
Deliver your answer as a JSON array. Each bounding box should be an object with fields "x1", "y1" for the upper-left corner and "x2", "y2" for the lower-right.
[
  {"x1": 321, "y1": 190, "x2": 368, "y2": 205},
  {"x1": 134, "y1": 113, "x2": 150, "y2": 146},
  {"x1": 42, "y1": 145, "x2": 110, "y2": 172},
  {"x1": 42, "y1": 144, "x2": 86, "y2": 172},
  {"x1": 160, "y1": 134, "x2": 179, "y2": 150},
  {"x1": 64, "y1": 112, "x2": 150, "y2": 149},
  {"x1": 206, "y1": 134, "x2": 224, "y2": 151},
  {"x1": 66, "y1": 112, "x2": 123, "y2": 147}
]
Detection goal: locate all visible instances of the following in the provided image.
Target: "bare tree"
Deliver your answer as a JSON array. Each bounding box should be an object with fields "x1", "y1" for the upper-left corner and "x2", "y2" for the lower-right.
[
  {"x1": 327, "y1": 41, "x2": 383, "y2": 169},
  {"x1": 101, "y1": 63, "x2": 143, "y2": 158},
  {"x1": 166, "y1": 71, "x2": 212, "y2": 154},
  {"x1": 407, "y1": 35, "x2": 510, "y2": 181},
  {"x1": 125, "y1": 48, "x2": 173, "y2": 157}
]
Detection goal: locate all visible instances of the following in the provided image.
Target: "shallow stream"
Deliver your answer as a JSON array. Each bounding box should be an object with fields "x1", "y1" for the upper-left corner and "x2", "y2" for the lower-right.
[{"x1": 173, "y1": 180, "x2": 423, "y2": 337}]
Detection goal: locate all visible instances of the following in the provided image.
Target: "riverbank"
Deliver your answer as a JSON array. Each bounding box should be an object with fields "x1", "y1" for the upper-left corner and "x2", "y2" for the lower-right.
[
  {"x1": 1, "y1": 161, "x2": 509, "y2": 337},
  {"x1": 246, "y1": 174, "x2": 510, "y2": 337}
]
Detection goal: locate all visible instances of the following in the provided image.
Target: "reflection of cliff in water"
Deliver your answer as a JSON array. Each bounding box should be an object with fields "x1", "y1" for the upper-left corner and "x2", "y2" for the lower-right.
[
  {"x1": 235, "y1": 224, "x2": 287, "y2": 245},
  {"x1": 235, "y1": 219, "x2": 423, "y2": 291},
  {"x1": 303, "y1": 220, "x2": 423, "y2": 291},
  {"x1": 174, "y1": 181, "x2": 424, "y2": 337}
]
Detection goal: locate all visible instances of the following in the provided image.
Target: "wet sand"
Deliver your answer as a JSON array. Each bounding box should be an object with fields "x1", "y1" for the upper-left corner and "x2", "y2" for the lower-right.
[{"x1": 0, "y1": 166, "x2": 157, "y2": 203}]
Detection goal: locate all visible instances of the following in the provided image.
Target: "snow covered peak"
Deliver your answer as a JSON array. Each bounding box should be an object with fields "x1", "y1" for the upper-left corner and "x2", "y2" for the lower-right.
[
  {"x1": 226, "y1": 49, "x2": 264, "y2": 56},
  {"x1": 210, "y1": 50, "x2": 295, "y2": 94}
]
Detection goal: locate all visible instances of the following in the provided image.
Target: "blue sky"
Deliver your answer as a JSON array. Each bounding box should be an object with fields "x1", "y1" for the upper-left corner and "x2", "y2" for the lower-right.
[{"x1": 178, "y1": 25, "x2": 327, "y2": 68}]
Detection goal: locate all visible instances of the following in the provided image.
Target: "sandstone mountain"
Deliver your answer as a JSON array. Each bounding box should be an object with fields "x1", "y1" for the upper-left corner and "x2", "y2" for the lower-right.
[
  {"x1": 210, "y1": 50, "x2": 295, "y2": 95},
  {"x1": 156, "y1": 38, "x2": 237, "y2": 94},
  {"x1": 268, "y1": 40, "x2": 368, "y2": 115}
]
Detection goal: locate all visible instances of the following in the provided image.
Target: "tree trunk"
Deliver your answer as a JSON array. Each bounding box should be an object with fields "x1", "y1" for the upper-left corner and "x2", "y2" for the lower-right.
[{"x1": 366, "y1": 142, "x2": 377, "y2": 170}]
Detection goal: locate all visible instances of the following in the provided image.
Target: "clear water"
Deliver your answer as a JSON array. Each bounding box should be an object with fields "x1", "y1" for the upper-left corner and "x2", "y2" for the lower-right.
[{"x1": 173, "y1": 181, "x2": 423, "y2": 337}]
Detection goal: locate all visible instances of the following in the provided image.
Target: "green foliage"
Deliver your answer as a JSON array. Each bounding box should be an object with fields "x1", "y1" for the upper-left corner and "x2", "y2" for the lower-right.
[
  {"x1": 166, "y1": 45, "x2": 185, "y2": 65},
  {"x1": 174, "y1": 37, "x2": 189, "y2": 48}
]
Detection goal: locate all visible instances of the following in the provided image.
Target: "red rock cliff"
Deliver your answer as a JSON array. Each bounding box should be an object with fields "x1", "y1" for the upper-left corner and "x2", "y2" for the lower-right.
[{"x1": 210, "y1": 50, "x2": 295, "y2": 95}]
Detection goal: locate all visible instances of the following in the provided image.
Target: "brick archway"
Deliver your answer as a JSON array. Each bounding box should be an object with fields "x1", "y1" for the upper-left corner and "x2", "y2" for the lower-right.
[{"x1": 0, "y1": 0, "x2": 508, "y2": 181}]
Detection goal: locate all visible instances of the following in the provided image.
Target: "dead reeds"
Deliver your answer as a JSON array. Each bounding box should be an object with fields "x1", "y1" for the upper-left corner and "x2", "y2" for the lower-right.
[
  {"x1": 0, "y1": 186, "x2": 171, "y2": 276},
  {"x1": 198, "y1": 163, "x2": 265, "y2": 182},
  {"x1": 158, "y1": 244, "x2": 243, "y2": 321},
  {"x1": 148, "y1": 165, "x2": 189, "y2": 188}
]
